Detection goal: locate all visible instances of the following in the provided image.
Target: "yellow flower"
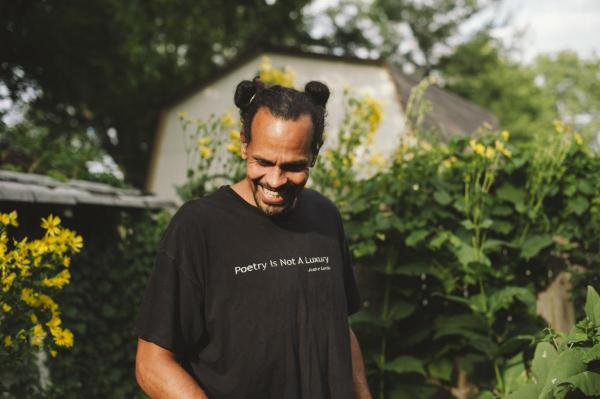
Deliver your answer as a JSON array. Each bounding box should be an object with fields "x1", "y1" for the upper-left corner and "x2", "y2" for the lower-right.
[
  {"x1": 52, "y1": 327, "x2": 74, "y2": 348},
  {"x1": 68, "y1": 234, "x2": 83, "y2": 253},
  {"x1": 221, "y1": 112, "x2": 235, "y2": 127},
  {"x1": 63, "y1": 256, "x2": 71, "y2": 267},
  {"x1": 1, "y1": 303, "x2": 11, "y2": 312},
  {"x1": 198, "y1": 146, "x2": 212, "y2": 159},
  {"x1": 2, "y1": 272, "x2": 16, "y2": 293},
  {"x1": 49, "y1": 349, "x2": 58, "y2": 358},
  {"x1": 41, "y1": 215, "x2": 61, "y2": 236},
  {"x1": 42, "y1": 269, "x2": 71, "y2": 289},
  {"x1": 4, "y1": 335, "x2": 12, "y2": 348},
  {"x1": 46, "y1": 315, "x2": 62, "y2": 330},
  {"x1": 226, "y1": 142, "x2": 241, "y2": 156},
  {"x1": 197, "y1": 137, "x2": 210, "y2": 146},
  {"x1": 0, "y1": 211, "x2": 18, "y2": 227},
  {"x1": 501, "y1": 130, "x2": 510, "y2": 141},
  {"x1": 229, "y1": 130, "x2": 240, "y2": 140},
  {"x1": 553, "y1": 120, "x2": 565, "y2": 134},
  {"x1": 21, "y1": 288, "x2": 41, "y2": 307},
  {"x1": 470, "y1": 139, "x2": 486, "y2": 157},
  {"x1": 485, "y1": 147, "x2": 496, "y2": 159},
  {"x1": 31, "y1": 324, "x2": 47, "y2": 347},
  {"x1": 30, "y1": 313, "x2": 38, "y2": 323},
  {"x1": 574, "y1": 132, "x2": 583, "y2": 145},
  {"x1": 176, "y1": 111, "x2": 190, "y2": 120},
  {"x1": 258, "y1": 57, "x2": 295, "y2": 88},
  {"x1": 369, "y1": 152, "x2": 385, "y2": 166},
  {"x1": 419, "y1": 141, "x2": 432, "y2": 152}
]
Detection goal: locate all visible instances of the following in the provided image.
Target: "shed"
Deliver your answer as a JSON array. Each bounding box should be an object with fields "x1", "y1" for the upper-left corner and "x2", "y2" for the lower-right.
[{"x1": 147, "y1": 48, "x2": 497, "y2": 202}]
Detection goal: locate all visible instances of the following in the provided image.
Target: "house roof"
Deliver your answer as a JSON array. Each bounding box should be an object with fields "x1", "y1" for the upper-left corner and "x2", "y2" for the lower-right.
[
  {"x1": 162, "y1": 46, "x2": 497, "y2": 136},
  {"x1": 0, "y1": 170, "x2": 173, "y2": 209}
]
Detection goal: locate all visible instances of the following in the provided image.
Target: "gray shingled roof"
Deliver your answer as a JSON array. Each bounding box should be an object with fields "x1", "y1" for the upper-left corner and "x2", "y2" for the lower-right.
[
  {"x1": 0, "y1": 170, "x2": 173, "y2": 209},
  {"x1": 387, "y1": 64, "x2": 498, "y2": 139}
]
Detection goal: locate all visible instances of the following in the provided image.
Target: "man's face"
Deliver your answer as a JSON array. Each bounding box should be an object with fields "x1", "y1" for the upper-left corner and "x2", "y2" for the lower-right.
[{"x1": 241, "y1": 107, "x2": 314, "y2": 216}]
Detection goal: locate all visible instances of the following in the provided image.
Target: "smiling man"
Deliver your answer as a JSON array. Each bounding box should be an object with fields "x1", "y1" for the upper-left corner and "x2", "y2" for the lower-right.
[{"x1": 135, "y1": 79, "x2": 371, "y2": 398}]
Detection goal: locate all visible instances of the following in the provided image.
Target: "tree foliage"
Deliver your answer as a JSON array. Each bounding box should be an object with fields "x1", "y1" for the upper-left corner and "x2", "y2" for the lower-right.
[{"x1": 1, "y1": 0, "x2": 315, "y2": 187}]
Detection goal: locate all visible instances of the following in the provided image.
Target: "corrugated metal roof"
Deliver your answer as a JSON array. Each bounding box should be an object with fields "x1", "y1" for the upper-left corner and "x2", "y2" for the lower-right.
[{"x1": 0, "y1": 170, "x2": 173, "y2": 209}]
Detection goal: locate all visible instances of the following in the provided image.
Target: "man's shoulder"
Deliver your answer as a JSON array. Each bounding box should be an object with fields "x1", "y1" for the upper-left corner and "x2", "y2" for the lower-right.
[
  {"x1": 301, "y1": 188, "x2": 341, "y2": 217},
  {"x1": 170, "y1": 188, "x2": 229, "y2": 225}
]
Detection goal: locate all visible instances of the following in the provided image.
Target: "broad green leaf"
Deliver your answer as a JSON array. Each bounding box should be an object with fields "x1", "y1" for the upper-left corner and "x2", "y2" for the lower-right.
[
  {"x1": 583, "y1": 344, "x2": 600, "y2": 364},
  {"x1": 428, "y1": 358, "x2": 453, "y2": 381},
  {"x1": 388, "y1": 300, "x2": 416, "y2": 321},
  {"x1": 496, "y1": 183, "x2": 526, "y2": 207},
  {"x1": 480, "y1": 218, "x2": 493, "y2": 229},
  {"x1": 491, "y1": 205, "x2": 513, "y2": 216},
  {"x1": 539, "y1": 348, "x2": 586, "y2": 399},
  {"x1": 428, "y1": 232, "x2": 448, "y2": 250},
  {"x1": 507, "y1": 384, "x2": 543, "y2": 399},
  {"x1": 491, "y1": 220, "x2": 514, "y2": 234},
  {"x1": 405, "y1": 229, "x2": 430, "y2": 247},
  {"x1": 461, "y1": 220, "x2": 476, "y2": 230},
  {"x1": 433, "y1": 190, "x2": 452, "y2": 205},
  {"x1": 566, "y1": 196, "x2": 589, "y2": 215},
  {"x1": 383, "y1": 355, "x2": 426, "y2": 376},
  {"x1": 531, "y1": 342, "x2": 559, "y2": 385},
  {"x1": 489, "y1": 286, "x2": 536, "y2": 314},
  {"x1": 520, "y1": 234, "x2": 553, "y2": 260},
  {"x1": 393, "y1": 261, "x2": 430, "y2": 276},
  {"x1": 503, "y1": 353, "x2": 527, "y2": 394},
  {"x1": 584, "y1": 286, "x2": 600, "y2": 325},
  {"x1": 482, "y1": 239, "x2": 510, "y2": 252},
  {"x1": 559, "y1": 371, "x2": 600, "y2": 396},
  {"x1": 577, "y1": 180, "x2": 593, "y2": 194}
]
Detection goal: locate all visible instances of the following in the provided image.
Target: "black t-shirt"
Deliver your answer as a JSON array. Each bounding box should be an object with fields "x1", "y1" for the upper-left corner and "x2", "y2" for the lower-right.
[{"x1": 136, "y1": 186, "x2": 361, "y2": 399}]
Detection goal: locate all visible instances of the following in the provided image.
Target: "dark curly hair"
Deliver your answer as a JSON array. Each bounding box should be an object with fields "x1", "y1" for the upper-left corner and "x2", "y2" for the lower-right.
[{"x1": 234, "y1": 78, "x2": 330, "y2": 157}]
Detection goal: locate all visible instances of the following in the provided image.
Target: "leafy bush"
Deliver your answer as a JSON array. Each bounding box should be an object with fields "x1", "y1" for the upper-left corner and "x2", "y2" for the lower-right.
[
  {"x1": 509, "y1": 286, "x2": 600, "y2": 399},
  {"x1": 1, "y1": 211, "x2": 83, "y2": 397}
]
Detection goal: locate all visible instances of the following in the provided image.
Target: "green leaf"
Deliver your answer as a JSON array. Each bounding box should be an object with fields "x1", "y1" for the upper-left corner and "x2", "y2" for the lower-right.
[
  {"x1": 531, "y1": 342, "x2": 559, "y2": 385},
  {"x1": 577, "y1": 180, "x2": 593, "y2": 195},
  {"x1": 496, "y1": 183, "x2": 526, "y2": 208},
  {"x1": 428, "y1": 358, "x2": 453, "y2": 381},
  {"x1": 539, "y1": 348, "x2": 586, "y2": 399},
  {"x1": 503, "y1": 353, "x2": 527, "y2": 394},
  {"x1": 491, "y1": 220, "x2": 514, "y2": 234},
  {"x1": 405, "y1": 229, "x2": 430, "y2": 247},
  {"x1": 489, "y1": 286, "x2": 536, "y2": 314},
  {"x1": 433, "y1": 190, "x2": 452, "y2": 205},
  {"x1": 566, "y1": 196, "x2": 589, "y2": 215},
  {"x1": 428, "y1": 232, "x2": 448, "y2": 250},
  {"x1": 383, "y1": 355, "x2": 426, "y2": 376},
  {"x1": 582, "y1": 344, "x2": 600, "y2": 364},
  {"x1": 491, "y1": 205, "x2": 513, "y2": 216},
  {"x1": 520, "y1": 234, "x2": 553, "y2": 260},
  {"x1": 559, "y1": 371, "x2": 600, "y2": 396},
  {"x1": 508, "y1": 384, "x2": 543, "y2": 399},
  {"x1": 388, "y1": 300, "x2": 416, "y2": 321},
  {"x1": 584, "y1": 286, "x2": 600, "y2": 325}
]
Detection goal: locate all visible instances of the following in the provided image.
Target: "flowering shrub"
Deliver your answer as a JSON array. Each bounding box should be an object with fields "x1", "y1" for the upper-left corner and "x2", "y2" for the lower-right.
[
  {"x1": 1, "y1": 211, "x2": 82, "y2": 395},
  {"x1": 1, "y1": 212, "x2": 82, "y2": 354}
]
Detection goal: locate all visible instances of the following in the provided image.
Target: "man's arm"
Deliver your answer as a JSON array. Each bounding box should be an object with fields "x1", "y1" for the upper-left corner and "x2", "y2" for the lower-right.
[
  {"x1": 135, "y1": 338, "x2": 209, "y2": 399},
  {"x1": 350, "y1": 327, "x2": 372, "y2": 399}
]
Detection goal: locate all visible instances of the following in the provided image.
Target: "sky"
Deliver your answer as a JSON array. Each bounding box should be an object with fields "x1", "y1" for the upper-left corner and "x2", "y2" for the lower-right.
[{"x1": 464, "y1": 0, "x2": 600, "y2": 62}]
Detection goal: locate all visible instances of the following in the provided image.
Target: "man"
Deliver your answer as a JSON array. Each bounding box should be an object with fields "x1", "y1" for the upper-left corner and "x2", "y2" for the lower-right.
[{"x1": 135, "y1": 78, "x2": 372, "y2": 399}]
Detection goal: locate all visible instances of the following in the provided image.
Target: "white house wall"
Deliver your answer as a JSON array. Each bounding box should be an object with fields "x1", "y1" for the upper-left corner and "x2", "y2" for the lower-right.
[{"x1": 149, "y1": 53, "x2": 406, "y2": 202}]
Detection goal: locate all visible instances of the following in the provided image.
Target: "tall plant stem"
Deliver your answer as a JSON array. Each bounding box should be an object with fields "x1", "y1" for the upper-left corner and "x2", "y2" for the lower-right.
[{"x1": 378, "y1": 253, "x2": 394, "y2": 399}]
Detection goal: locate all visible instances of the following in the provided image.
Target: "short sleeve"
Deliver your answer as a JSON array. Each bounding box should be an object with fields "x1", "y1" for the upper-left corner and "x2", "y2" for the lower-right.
[{"x1": 135, "y1": 211, "x2": 206, "y2": 358}]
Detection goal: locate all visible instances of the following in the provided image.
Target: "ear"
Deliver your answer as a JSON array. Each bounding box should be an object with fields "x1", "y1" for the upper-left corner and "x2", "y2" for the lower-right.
[{"x1": 240, "y1": 130, "x2": 248, "y2": 160}]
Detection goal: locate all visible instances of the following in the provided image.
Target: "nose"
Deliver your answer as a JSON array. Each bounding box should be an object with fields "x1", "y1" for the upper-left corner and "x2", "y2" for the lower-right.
[{"x1": 265, "y1": 167, "x2": 287, "y2": 189}]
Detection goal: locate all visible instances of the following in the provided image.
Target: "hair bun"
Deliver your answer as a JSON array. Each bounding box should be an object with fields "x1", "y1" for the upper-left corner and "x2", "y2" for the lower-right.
[
  {"x1": 234, "y1": 80, "x2": 258, "y2": 109},
  {"x1": 304, "y1": 81, "x2": 330, "y2": 108}
]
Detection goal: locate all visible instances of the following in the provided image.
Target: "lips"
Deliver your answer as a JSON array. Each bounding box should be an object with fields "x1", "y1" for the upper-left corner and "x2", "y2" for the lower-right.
[{"x1": 259, "y1": 185, "x2": 286, "y2": 205}]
